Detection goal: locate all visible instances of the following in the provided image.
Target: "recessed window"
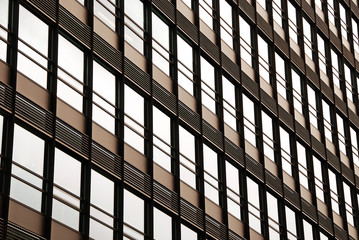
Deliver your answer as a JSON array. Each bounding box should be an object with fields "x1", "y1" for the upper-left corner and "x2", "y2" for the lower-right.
[
  {"x1": 243, "y1": 94, "x2": 256, "y2": 146},
  {"x1": 203, "y1": 144, "x2": 219, "y2": 204},
  {"x1": 247, "y1": 177, "x2": 261, "y2": 233},
  {"x1": 280, "y1": 127, "x2": 292, "y2": 176},
  {"x1": 201, "y1": 57, "x2": 216, "y2": 114},
  {"x1": 124, "y1": 190, "x2": 145, "y2": 239},
  {"x1": 262, "y1": 111, "x2": 274, "y2": 162},
  {"x1": 124, "y1": 0, "x2": 144, "y2": 53},
  {"x1": 152, "y1": 12, "x2": 170, "y2": 76},
  {"x1": 223, "y1": 76, "x2": 237, "y2": 130},
  {"x1": 199, "y1": 0, "x2": 214, "y2": 29},
  {"x1": 226, "y1": 161, "x2": 241, "y2": 219},
  {"x1": 154, "y1": 208, "x2": 172, "y2": 240},
  {"x1": 0, "y1": 0, "x2": 9, "y2": 62},
  {"x1": 267, "y1": 192, "x2": 280, "y2": 240},
  {"x1": 239, "y1": 16, "x2": 252, "y2": 67},
  {"x1": 181, "y1": 224, "x2": 197, "y2": 240},
  {"x1": 94, "y1": 0, "x2": 116, "y2": 30},
  {"x1": 220, "y1": 0, "x2": 233, "y2": 48},
  {"x1": 285, "y1": 206, "x2": 297, "y2": 239},
  {"x1": 179, "y1": 126, "x2": 196, "y2": 189},
  {"x1": 177, "y1": 35, "x2": 194, "y2": 95}
]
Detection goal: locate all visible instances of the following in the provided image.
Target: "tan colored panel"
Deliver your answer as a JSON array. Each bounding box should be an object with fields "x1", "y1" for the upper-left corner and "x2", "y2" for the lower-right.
[
  {"x1": 260, "y1": 77, "x2": 273, "y2": 97},
  {"x1": 94, "y1": 17, "x2": 119, "y2": 49},
  {"x1": 178, "y1": 86, "x2": 197, "y2": 112},
  {"x1": 180, "y1": 181, "x2": 200, "y2": 207},
  {"x1": 283, "y1": 173, "x2": 295, "y2": 190},
  {"x1": 325, "y1": 138, "x2": 336, "y2": 154},
  {"x1": 221, "y1": 40, "x2": 236, "y2": 63},
  {"x1": 348, "y1": 223, "x2": 358, "y2": 240},
  {"x1": 300, "y1": 185, "x2": 312, "y2": 205},
  {"x1": 277, "y1": 94, "x2": 290, "y2": 112},
  {"x1": 8, "y1": 200, "x2": 45, "y2": 236},
  {"x1": 332, "y1": 211, "x2": 343, "y2": 228},
  {"x1": 205, "y1": 198, "x2": 222, "y2": 223},
  {"x1": 265, "y1": 156, "x2": 278, "y2": 177},
  {"x1": 310, "y1": 124, "x2": 321, "y2": 140},
  {"x1": 317, "y1": 198, "x2": 328, "y2": 216},
  {"x1": 250, "y1": 228, "x2": 264, "y2": 240},
  {"x1": 0, "y1": 61, "x2": 10, "y2": 85},
  {"x1": 124, "y1": 143, "x2": 147, "y2": 174},
  {"x1": 177, "y1": 0, "x2": 195, "y2": 24},
  {"x1": 245, "y1": 140, "x2": 260, "y2": 162},
  {"x1": 202, "y1": 106, "x2": 219, "y2": 130},
  {"x1": 51, "y1": 220, "x2": 82, "y2": 240},
  {"x1": 228, "y1": 214, "x2": 245, "y2": 237},
  {"x1": 241, "y1": 59, "x2": 255, "y2": 80},
  {"x1": 294, "y1": 110, "x2": 306, "y2": 127},
  {"x1": 17, "y1": 72, "x2": 51, "y2": 111},
  {"x1": 125, "y1": 42, "x2": 147, "y2": 72},
  {"x1": 224, "y1": 123, "x2": 240, "y2": 146},
  {"x1": 153, "y1": 65, "x2": 173, "y2": 93},
  {"x1": 153, "y1": 163, "x2": 175, "y2": 191},
  {"x1": 256, "y1": 2, "x2": 269, "y2": 22},
  {"x1": 200, "y1": 20, "x2": 216, "y2": 43},
  {"x1": 56, "y1": 99, "x2": 86, "y2": 133},
  {"x1": 92, "y1": 122, "x2": 119, "y2": 155},
  {"x1": 59, "y1": 0, "x2": 87, "y2": 24}
]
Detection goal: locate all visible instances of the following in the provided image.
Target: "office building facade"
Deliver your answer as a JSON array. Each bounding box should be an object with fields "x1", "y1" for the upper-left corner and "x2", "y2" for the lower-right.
[{"x1": 0, "y1": 0, "x2": 359, "y2": 239}]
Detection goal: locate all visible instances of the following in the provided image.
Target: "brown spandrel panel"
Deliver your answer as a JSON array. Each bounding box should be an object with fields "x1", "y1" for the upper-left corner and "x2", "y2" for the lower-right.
[
  {"x1": 330, "y1": 30, "x2": 342, "y2": 52},
  {"x1": 352, "y1": 3, "x2": 359, "y2": 19},
  {"x1": 238, "y1": 0, "x2": 255, "y2": 23},
  {"x1": 349, "y1": 109, "x2": 359, "y2": 129},
  {"x1": 274, "y1": 32, "x2": 289, "y2": 58},
  {"x1": 334, "y1": 95, "x2": 347, "y2": 116},
  {"x1": 59, "y1": 0, "x2": 88, "y2": 25},
  {"x1": 16, "y1": 73, "x2": 51, "y2": 111},
  {"x1": 8, "y1": 200, "x2": 45, "y2": 237},
  {"x1": 56, "y1": 98, "x2": 86, "y2": 134},
  {"x1": 0, "y1": 61, "x2": 10, "y2": 85},
  {"x1": 342, "y1": 45, "x2": 354, "y2": 66},
  {"x1": 256, "y1": 13, "x2": 273, "y2": 41},
  {"x1": 316, "y1": 15, "x2": 329, "y2": 38},
  {"x1": 306, "y1": 64, "x2": 320, "y2": 89},
  {"x1": 92, "y1": 122, "x2": 119, "y2": 155},
  {"x1": 290, "y1": 49, "x2": 305, "y2": 74},
  {"x1": 301, "y1": 0, "x2": 315, "y2": 22},
  {"x1": 51, "y1": 220, "x2": 82, "y2": 240},
  {"x1": 321, "y1": 81, "x2": 334, "y2": 103}
]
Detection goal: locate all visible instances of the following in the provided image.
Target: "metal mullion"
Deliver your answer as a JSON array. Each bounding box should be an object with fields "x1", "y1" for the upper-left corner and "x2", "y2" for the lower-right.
[
  {"x1": 179, "y1": 152, "x2": 197, "y2": 166},
  {"x1": 220, "y1": 23, "x2": 235, "y2": 38},
  {"x1": 178, "y1": 60, "x2": 195, "y2": 76},
  {"x1": 0, "y1": 35, "x2": 10, "y2": 46},
  {"x1": 152, "y1": 37, "x2": 171, "y2": 56},
  {"x1": 199, "y1": 0, "x2": 215, "y2": 18}
]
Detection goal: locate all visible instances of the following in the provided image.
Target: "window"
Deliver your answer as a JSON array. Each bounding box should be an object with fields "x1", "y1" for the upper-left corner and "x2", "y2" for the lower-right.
[
  {"x1": 352, "y1": 18, "x2": 359, "y2": 54},
  {"x1": 336, "y1": 114, "x2": 347, "y2": 155},
  {"x1": 154, "y1": 208, "x2": 172, "y2": 240},
  {"x1": 10, "y1": 125, "x2": 45, "y2": 211},
  {"x1": 92, "y1": 61, "x2": 116, "y2": 133},
  {"x1": 223, "y1": 76, "x2": 238, "y2": 131},
  {"x1": 292, "y1": 69, "x2": 303, "y2": 115},
  {"x1": 226, "y1": 161, "x2": 241, "y2": 219},
  {"x1": 153, "y1": 106, "x2": 172, "y2": 172},
  {"x1": 181, "y1": 224, "x2": 197, "y2": 240},
  {"x1": 179, "y1": 126, "x2": 196, "y2": 189},
  {"x1": 247, "y1": 177, "x2": 262, "y2": 234},
  {"x1": 285, "y1": 206, "x2": 297, "y2": 239},
  {"x1": 275, "y1": 53, "x2": 288, "y2": 100},
  {"x1": 123, "y1": 190, "x2": 145, "y2": 239},
  {"x1": 331, "y1": 49, "x2": 341, "y2": 94},
  {"x1": 203, "y1": 144, "x2": 219, "y2": 204},
  {"x1": 303, "y1": 220, "x2": 313, "y2": 240},
  {"x1": 243, "y1": 94, "x2": 256, "y2": 146},
  {"x1": 90, "y1": 170, "x2": 114, "y2": 240},
  {"x1": 94, "y1": 0, "x2": 116, "y2": 30},
  {"x1": 124, "y1": 85, "x2": 145, "y2": 154},
  {"x1": 313, "y1": 156, "x2": 325, "y2": 202},
  {"x1": 288, "y1": 1, "x2": 299, "y2": 44},
  {"x1": 220, "y1": 0, "x2": 234, "y2": 48},
  {"x1": 328, "y1": 169, "x2": 339, "y2": 214},
  {"x1": 327, "y1": 0, "x2": 337, "y2": 32},
  {"x1": 267, "y1": 192, "x2": 280, "y2": 240},
  {"x1": 273, "y1": 0, "x2": 284, "y2": 28},
  {"x1": 124, "y1": 0, "x2": 144, "y2": 53},
  {"x1": 258, "y1": 36, "x2": 270, "y2": 84},
  {"x1": 201, "y1": 57, "x2": 217, "y2": 114},
  {"x1": 239, "y1": 16, "x2": 252, "y2": 67},
  {"x1": 199, "y1": 0, "x2": 215, "y2": 29},
  {"x1": 344, "y1": 63, "x2": 353, "y2": 102},
  {"x1": 0, "y1": 0, "x2": 9, "y2": 62},
  {"x1": 58, "y1": 35, "x2": 84, "y2": 112},
  {"x1": 177, "y1": 35, "x2": 194, "y2": 95},
  {"x1": 317, "y1": 34, "x2": 328, "y2": 77},
  {"x1": 17, "y1": 6, "x2": 49, "y2": 88},
  {"x1": 297, "y1": 142, "x2": 309, "y2": 189},
  {"x1": 307, "y1": 84, "x2": 319, "y2": 129},
  {"x1": 280, "y1": 127, "x2": 292, "y2": 176},
  {"x1": 52, "y1": 148, "x2": 82, "y2": 230},
  {"x1": 262, "y1": 111, "x2": 275, "y2": 162},
  {"x1": 303, "y1": 17, "x2": 313, "y2": 61},
  {"x1": 343, "y1": 182, "x2": 354, "y2": 226},
  {"x1": 322, "y1": 100, "x2": 333, "y2": 142},
  {"x1": 350, "y1": 127, "x2": 359, "y2": 167},
  {"x1": 339, "y1": 4, "x2": 349, "y2": 43},
  {"x1": 152, "y1": 12, "x2": 170, "y2": 76}
]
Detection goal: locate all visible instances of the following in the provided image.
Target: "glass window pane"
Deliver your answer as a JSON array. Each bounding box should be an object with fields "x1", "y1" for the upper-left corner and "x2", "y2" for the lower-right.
[
  {"x1": 181, "y1": 224, "x2": 197, "y2": 240},
  {"x1": 154, "y1": 208, "x2": 172, "y2": 240},
  {"x1": 153, "y1": 107, "x2": 171, "y2": 171},
  {"x1": 124, "y1": 190, "x2": 144, "y2": 239},
  {"x1": 0, "y1": 0, "x2": 9, "y2": 61}
]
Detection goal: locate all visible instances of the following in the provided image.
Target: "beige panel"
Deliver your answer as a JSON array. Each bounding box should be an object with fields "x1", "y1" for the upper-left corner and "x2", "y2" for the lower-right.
[
  {"x1": 305, "y1": 54, "x2": 315, "y2": 71},
  {"x1": 277, "y1": 94, "x2": 290, "y2": 112},
  {"x1": 260, "y1": 77, "x2": 273, "y2": 97},
  {"x1": 245, "y1": 140, "x2": 260, "y2": 162},
  {"x1": 0, "y1": 60, "x2": 10, "y2": 85},
  {"x1": 250, "y1": 228, "x2": 264, "y2": 240},
  {"x1": 294, "y1": 110, "x2": 306, "y2": 127},
  {"x1": 329, "y1": 22, "x2": 338, "y2": 36},
  {"x1": 56, "y1": 98, "x2": 86, "y2": 133},
  {"x1": 124, "y1": 143, "x2": 147, "y2": 174},
  {"x1": 273, "y1": 21, "x2": 285, "y2": 39},
  {"x1": 348, "y1": 223, "x2": 358, "y2": 240},
  {"x1": 316, "y1": 7, "x2": 325, "y2": 20},
  {"x1": 153, "y1": 163, "x2": 175, "y2": 191},
  {"x1": 205, "y1": 198, "x2": 222, "y2": 223},
  {"x1": 334, "y1": 85, "x2": 343, "y2": 100},
  {"x1": 310, "y1": 124, "x2": 321, "y2": 140},
  {"x1": 202, "y1": 106, "x2": 219, "y2": 130},
  {"x1": 241, "y1": 59, "x2": 255, "y2": 80},
  {"x1": 8, "y1": 200, "x2": 45, "y2": 236},
  {"x1": 340, "y1": 152, "x2": 350, "y2": 167},
  {"x1": 332, "y1": 211, "x2": 343, "y2": 228},
  {"x1": 177, "y1": 0, "x2": 195, "y2": 24},
  {"x1": 348, "y1": 100, "x2": 356, "y2": 114},
  {"x1": 221, "y1": 40, "x2": 236, "y2": 63},
  {"x1": 178, "y1": 86, "x2": 197, "y2": 112},
  {"x1": 256, "y1": 3, "x2": 269, "y2": 22},
  {"x1": 224, "y1": 123, "x2": 240, "y2": 146},
  {"x1": 325, "y1": 138, "x2": 336, "y2": 154},
  {"x1": 283, "y1": 173, "x2": 295, "y2": 190},
  {"x1": 124, "y1": 42, "x2": 147, "y2": 72},
  {"x1": 92, "y1": 122, "x2": 119, "y2": 155},
  {"x1": 265, "y1": 156, "x2": 278, "y2": 177},
  {"x1": 320, "y1": 70, "x2": 330, "y2": 85},
  {"x1": 153, "y1": 65, "x2": 173, "y2": 93},
  {"x1": 355, "y1": 165, "x2": 359, "y2": 177},
  {"x1": 290, "y1": 39, "x2": 301, "y2": 56},
  {"x1": 94, "y1": 17, "x2": 119, "y2": 50},
  {"x1": 51, "y1": 220, "x2": 82, "y2": 240},
  {"x1": 317, "y1": 198, "x2": 328, "y2": 216},
  {"x1": 59, "y1": 0, "x2": 87, "y2": 24},
  {"x1": 17, "y1": 72, "x2": 51, "y2": 111},
  {"x1": 228, "y1": 214, "x2": 245, "y2": 237},
  {"x1": 300, "y1": 185, "x2": 312, "y2": 204},
  {"x1": 180, "y1": 181, "x2": 200, "y2": 207},
  {"x1": 343, "y1": 38, "x2": 350, "y2": 50},
  {"x1": 200, "y1": 20, "x2": 216, "y2": 43}
]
